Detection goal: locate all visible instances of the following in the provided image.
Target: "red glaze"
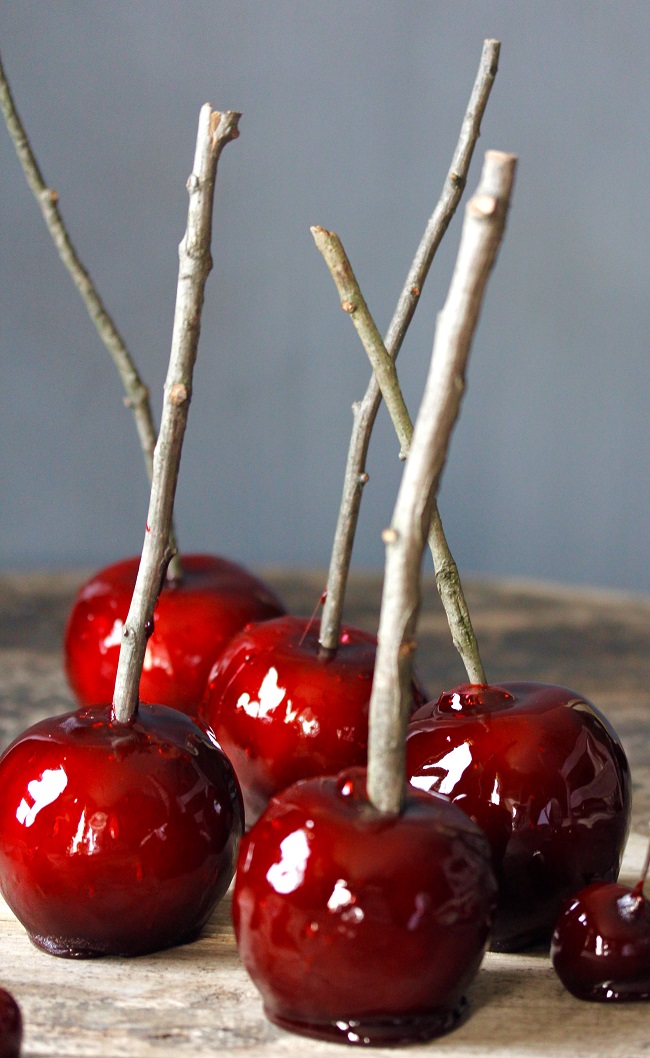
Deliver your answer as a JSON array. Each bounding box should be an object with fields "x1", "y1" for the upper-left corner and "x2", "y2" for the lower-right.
[
  {"x1": 0, "y1": 703, "x2": 243, "y2": 957},
  {"x1": 233, "y1": 767, "x2": 496, "y2": 1046},
  {"x1": 64, "y1": 554, "x2": 285, "y2": 718},
  {"x1": 406, "y1": 683, "x2": 631, "y2": 952},
  {"x1": 0, "y1": 990, "x2": 21, "y2": 1058},
  {"x1": 551, "y1": 880, "x2": 650, "y2": 1001},
  {"x1": 201, "y1": 616, "x2": 427, "y2": 827}
]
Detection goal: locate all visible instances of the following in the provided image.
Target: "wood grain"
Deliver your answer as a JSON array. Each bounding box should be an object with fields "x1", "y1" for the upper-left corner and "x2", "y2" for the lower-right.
[{"x1": 0, "y1": 570, "x2": 648, "y2": 1057}]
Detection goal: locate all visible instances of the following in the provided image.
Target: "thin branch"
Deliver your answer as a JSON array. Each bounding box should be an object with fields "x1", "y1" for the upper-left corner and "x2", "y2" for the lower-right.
[
  {"x1": 315, "y1": 39, "x2": 500, "y2": 655},
  {"x1": 312, "y1": 227, "x2": 485, "y2": 684},
  {"x1": 0, "y1": 46, "x2": 187, "y2": 579},
  {"x1": 367, "y1": 150, "x2": 517, "y2": 816},
  {"x1": 112, "y1": 105, "x2": 241, "y2": 724}
]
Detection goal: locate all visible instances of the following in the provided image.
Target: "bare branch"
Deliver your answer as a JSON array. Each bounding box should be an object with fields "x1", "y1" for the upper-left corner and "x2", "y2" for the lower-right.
[
  {"x1": 112, "y1": 106, "x2": 241, "y2": 723},
  {"x1": 0, "y1": 46, "x2": 188, "y2": 577},
  {"x1": 367, "y1": 150, "x2": 517, "y2": 816},
  {"x1": 312, "y1": 227, "x2": 485, "y2": 683},
  {"x1": 315, "y1": 39, "x2": 500, "y2": 655}
]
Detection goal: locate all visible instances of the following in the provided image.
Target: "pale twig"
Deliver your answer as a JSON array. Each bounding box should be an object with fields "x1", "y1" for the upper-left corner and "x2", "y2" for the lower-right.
[
  {"x1": 315, "y1": 39, "x2": 500, "y2": 655},
  {"x1": 312, "y1": 227, "x2": 485, "y2": 683},
  {"x1": 112, "y1": 105, "x2": 241, "y2": 724},
  {"x1": 0, "y1": 46, "x2": 188, "y2": 578},
  {"x1": 367, "y1": 150, "x2": 517, "y2": 815}
]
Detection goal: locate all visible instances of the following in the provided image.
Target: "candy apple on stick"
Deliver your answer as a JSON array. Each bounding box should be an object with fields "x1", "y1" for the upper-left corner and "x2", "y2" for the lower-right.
[
  {"x1": 0, "y1": 51, "x2": 285, "y2": 718},
  {"x1": 201, "y1": 40, "x2": 500, "y2": 827},
  {"x1": 0, "y1": 105, "x2": 243, "y2": 957},
  {"x1": 551, "y1": 837, "x2": 650, "y2": 1001},
  {"x1": 233, "y1": 149, "x2": 515, "y2": 1045},
  {"x1": 319, "y1": 149, "x2": 632, "y2": 954}
]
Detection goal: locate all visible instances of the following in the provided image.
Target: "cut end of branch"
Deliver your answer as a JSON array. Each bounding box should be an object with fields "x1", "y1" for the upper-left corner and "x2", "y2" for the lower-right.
[
  {"x1": 213, "y1": 109, "x2": 241, "y2": 146},
  {"x1": 208, "y1": 109, "x2": 222, "y2": 138},
  {"x1": 202, "y1": 105, "x2": 242, "y2": 152},
  {"x1": 483, "y1": 38, "x2": 501, "y2": 74},
  {"x1": 310, "y1": 224, "x2": 334, "y2": 249}
]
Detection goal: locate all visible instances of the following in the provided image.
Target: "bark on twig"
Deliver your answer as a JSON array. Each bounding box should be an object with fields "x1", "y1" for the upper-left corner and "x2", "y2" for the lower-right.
[
  {"x1": 0, "y1": 47, "x2": 187, "y2": 577},
  {"x1": 112, "y1": 105, "x2": 240, "y2": 724},
  {"x1": 314, "y1": 39, "x2": 500, "y2": 656},
  {"x1": 367, "y1": 150, "x2": 517, "y2": 815},
  {"x1": 312, "y1": 227, "x2": 485, "y2": 683}
]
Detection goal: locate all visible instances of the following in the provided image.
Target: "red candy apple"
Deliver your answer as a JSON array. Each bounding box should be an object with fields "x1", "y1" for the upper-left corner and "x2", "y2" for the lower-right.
[
  {"x1": 406, "y1": 682, "x2": 631, "y2": 951},
  {"x1": 0, "y1": 104, "x2": 246, "y2": 960},
  {"x1": 64, "y1": 553, "x2": 285, "y2": 716},
  {"x1": 551, "y1": 842, "x2": 650, "y2": 1001},
  {"x1": 201, "y1": 615, "x2": 427, "y2": 826},
  {"x1": 0, "y1": 990, "x2": 21, "y2": 1058},
  {"x1": 0, "y1": 703, "x2": 243, "y2": 956},
  {"x1": 233, "y1": 767, "x2": 496, "y2": 1046}
]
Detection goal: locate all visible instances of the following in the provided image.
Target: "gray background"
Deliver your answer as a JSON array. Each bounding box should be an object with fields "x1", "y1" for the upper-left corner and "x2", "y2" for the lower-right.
[{"x1": 1, "y1": 2, "x2": 649, "y2": 594}]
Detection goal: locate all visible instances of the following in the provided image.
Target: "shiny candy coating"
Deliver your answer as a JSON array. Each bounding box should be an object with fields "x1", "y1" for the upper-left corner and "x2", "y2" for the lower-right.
[
  {"x1": 64, "y1": 554, "x2": 285, "y2": 718},
  {"x1": 0, "y1": 704, "x2": 243, "y2": 957},
  {"x1": 406, "y1": 683, "x2": 631, "y2": 951},
  {"x1": 201, "y1": 616, "x2": 427, "y2": 827},
  {"x1": 233, "y1": 767, "x2": 496, "y2": 1046},
  {"x1": 551, "y1": 881, "x2": 650, "y2": 1001}
]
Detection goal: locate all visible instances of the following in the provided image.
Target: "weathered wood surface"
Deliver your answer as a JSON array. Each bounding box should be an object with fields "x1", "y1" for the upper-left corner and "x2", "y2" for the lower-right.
[{"x1": 0, "y1": 569, "x2": 648, "y2": 1058}]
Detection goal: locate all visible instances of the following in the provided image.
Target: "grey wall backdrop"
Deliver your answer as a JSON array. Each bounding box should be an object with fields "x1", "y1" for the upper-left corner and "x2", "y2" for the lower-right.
[{"x1": 2, "y1": 2, "x2": 649, "y2": 594}]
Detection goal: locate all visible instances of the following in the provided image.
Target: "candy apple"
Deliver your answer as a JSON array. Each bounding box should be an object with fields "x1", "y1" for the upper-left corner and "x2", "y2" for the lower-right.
[
  {"x1": 201, "y1": 615, "x2": 427, "y2": 826},
  {"x1": 406, "y1": 682, "x2": 631, "y2": 952},
  {"x1": 551, "y1": 843, "x2": 650, "y2": 1001},
  {"x1": 0, "y1": 990, "x2": 21, "y2": 1058},
  {"x1": 233, "y1": 766, "x2": 496, "y2": 1045},
  {"x1": 0, "y1": 703, "x2": 243, "y2": 957},
  {"x1": 64, "y1": 553, "x2": 285, "y2": 717}
]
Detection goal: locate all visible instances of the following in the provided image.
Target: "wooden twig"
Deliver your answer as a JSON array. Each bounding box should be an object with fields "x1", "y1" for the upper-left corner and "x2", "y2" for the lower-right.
[
  {"x1": 367, "y1": 150, "x2": 517, "y2": 815},
  {"x1": 0, "y1": 46, "x2": 188, "y2": 578},
  {"x1": 312, "y1": 227, "x2": 486, "y2": 683},
  {"x1": 315, "y1": 39, "x2": 500, "y2": 656},
  {"x1": 112, "y1": 105, "x2": 240, "y2": 724}
]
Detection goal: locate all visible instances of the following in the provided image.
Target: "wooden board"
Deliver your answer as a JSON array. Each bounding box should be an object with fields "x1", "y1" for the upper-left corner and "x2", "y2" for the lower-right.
[{"x1": 0, "y1": 570, "x2": 649, "y2": 1057}]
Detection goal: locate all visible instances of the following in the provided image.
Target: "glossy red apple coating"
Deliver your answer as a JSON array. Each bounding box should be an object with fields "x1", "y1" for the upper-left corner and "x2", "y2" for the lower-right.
[
  {"x1": 233, "y1": 767, "x2": 496, "y2": 1045},
  {"x1": 406, "y1": 683, "x2": 631, "y2": 952},
  {"x1": 551, "y1": 880, "x2": 650, "y2": 1001},
  {"x1": 64, "y1": 554, "x2": 285, "y2": 717},
  {"x1": 0, "y1": 990, "x2": 21, "y2": 1058},
  {"x1": 201, "y1": 616, "x2": 427, "y2": 827},
  {"x1": 0, "y1": 703, "x2": 243, "y2": 957}
]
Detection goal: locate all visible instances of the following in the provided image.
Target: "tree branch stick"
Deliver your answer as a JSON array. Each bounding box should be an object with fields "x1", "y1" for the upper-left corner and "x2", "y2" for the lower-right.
[
  {"x1": 312, "y1": 227, "x2": 486, "y2": 684},
  {"x1": 367, "y1": 150, "x2": 517, "y2": 815},
  {"x1": 314, "y1": 39, "x2": 500, "y2": 655},
  {"x1": 112, "y1": 105, "x2": 240, "y2": 724},
  {"x1": 0, "y1": 46, "x2": 188, "y2": 578}
]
